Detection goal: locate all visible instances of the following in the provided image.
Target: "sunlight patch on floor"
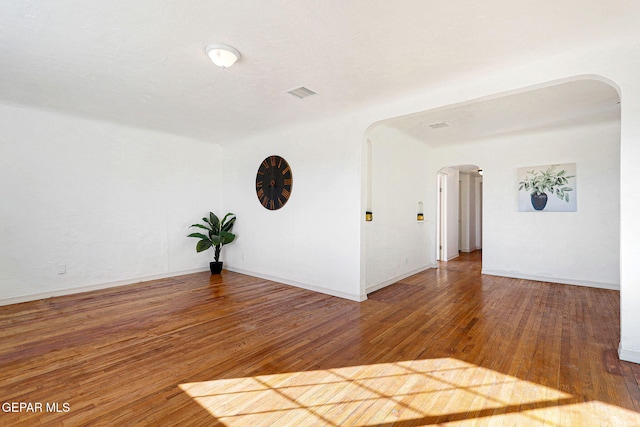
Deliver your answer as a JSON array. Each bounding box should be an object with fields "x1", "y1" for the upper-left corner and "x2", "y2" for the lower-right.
[{"x1": 179, "y1": 358, "x2": 640, "y2": 426}]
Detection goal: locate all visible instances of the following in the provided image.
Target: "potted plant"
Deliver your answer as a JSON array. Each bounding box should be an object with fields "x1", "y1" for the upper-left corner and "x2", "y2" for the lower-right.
[
  {"x1": 518, "y1": 165, "x2": 574, "y2": 210},
  {"x1": 188, "y1": 212, "x2": 236, "y2": 274}
]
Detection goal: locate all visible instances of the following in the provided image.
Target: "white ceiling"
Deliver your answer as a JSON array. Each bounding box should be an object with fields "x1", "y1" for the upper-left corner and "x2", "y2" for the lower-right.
[
  {"x1": 0, "y1": 1, "x2": 636, "y2": 144},
  {"x1": 381, "y1": 79, "x2": 620, "y2": 146}
]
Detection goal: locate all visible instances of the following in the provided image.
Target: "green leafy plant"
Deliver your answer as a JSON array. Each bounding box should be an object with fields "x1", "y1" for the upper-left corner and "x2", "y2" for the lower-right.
[
  {"x1": 518, "y1": 165, "x2": 574, "y2": 202},
  {"x1": 187, "y1": 212, "x2": 236, "y2": 262}
]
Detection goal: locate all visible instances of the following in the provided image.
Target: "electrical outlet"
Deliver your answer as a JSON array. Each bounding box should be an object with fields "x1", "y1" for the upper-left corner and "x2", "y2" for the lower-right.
[{"x1": 58, "y1": 264, "x2": 66, "y2": 275}]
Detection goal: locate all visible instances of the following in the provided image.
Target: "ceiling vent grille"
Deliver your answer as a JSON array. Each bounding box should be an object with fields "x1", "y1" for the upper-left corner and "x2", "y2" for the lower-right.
[
  {"x1": 428, "y1": 121, "x2": 450, "y2": 129},
  {"x1": 288, "y1": 87, "x2": 316, "y2": 99}
]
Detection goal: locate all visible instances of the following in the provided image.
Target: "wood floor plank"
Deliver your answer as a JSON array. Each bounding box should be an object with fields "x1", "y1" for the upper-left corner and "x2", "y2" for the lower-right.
[{"x1": 1, "y1": 251, "x2": 638, "y2": 426}]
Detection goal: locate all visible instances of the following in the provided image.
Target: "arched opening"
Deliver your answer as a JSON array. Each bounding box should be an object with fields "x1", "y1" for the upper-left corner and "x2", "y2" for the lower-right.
[{"x1": 362, "y1": 76, "x2": 620, "y2": 298}]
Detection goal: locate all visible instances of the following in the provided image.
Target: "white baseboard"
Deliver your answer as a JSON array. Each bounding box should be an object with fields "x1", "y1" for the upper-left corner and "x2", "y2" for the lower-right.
[
  {"x1": 225, "y1": 266, "x2": 366, "y2": 302},
  {"x1": 481, "y1": 269, "x2": 620, "y2": 290},
  {"x1": 0, "y1": 267, "x2": 209, "y2": 307},
  {"x1": 619, "y1": 343, "x2": 640, "y2": 364},
  {"x1": 366, "y1": 264, "x2": 437, "y2": 295}
]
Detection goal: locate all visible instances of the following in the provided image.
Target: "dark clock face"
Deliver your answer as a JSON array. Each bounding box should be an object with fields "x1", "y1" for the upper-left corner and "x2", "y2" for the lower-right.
[{"x1": 256, "y1": 155, "x2": 293, "y2": 210}]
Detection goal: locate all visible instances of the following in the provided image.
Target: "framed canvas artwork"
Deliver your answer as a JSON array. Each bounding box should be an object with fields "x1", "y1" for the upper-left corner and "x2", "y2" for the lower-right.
[{"x1": 518, "y1": 163, "x2": 577, "y2": 212}]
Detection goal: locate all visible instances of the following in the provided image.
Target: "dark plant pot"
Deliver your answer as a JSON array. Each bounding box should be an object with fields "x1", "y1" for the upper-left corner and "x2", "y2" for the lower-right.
[
  {"x1": 210, "y1": 261, "x2": 223, "y2": 274},
  {"x1": 531, "y1": 193, "x2": 548, "y2": 211}
]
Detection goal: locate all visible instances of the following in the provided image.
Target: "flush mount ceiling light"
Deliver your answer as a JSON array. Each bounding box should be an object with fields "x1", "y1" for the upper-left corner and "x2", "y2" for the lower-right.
[{"x1": 205, "y1": 44, "x2": 240, "y2": 68}]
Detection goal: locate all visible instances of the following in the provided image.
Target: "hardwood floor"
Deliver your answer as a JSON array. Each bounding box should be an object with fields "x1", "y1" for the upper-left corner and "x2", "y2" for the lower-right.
[{"x1": 1, "y1": 251, "x2": 639, "y2": 426}]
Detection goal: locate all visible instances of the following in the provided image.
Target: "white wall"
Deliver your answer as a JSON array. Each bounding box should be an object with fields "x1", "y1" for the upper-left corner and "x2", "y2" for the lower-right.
[
  {"x1": 429, "y1": 120, "x2": 620, "y2": 289},
  {"x1": 364, "y1": 125, "x2": 433, "y2": 293},
  {"x1": 219, "y1": 113, "x2": 366, "y2": 301},
  {"x1": 0, "y1": 103, "x2": 222, "y2": 304}
]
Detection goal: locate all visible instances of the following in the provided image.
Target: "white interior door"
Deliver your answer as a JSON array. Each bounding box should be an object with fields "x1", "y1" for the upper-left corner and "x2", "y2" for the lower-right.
[{"x1": 437, "y1": 173, "x2": 446, "y2": 261}]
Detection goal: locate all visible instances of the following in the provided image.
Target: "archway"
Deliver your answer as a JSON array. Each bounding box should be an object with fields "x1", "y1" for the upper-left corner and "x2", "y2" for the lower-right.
[{"x1": 362, "y1": 77, "x2": 620, "y2": 300}]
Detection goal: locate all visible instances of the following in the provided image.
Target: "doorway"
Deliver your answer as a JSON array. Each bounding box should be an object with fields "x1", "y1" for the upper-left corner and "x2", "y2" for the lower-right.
[{"x1": 436, "y1": 165, "x2": 483, "y2": 262}]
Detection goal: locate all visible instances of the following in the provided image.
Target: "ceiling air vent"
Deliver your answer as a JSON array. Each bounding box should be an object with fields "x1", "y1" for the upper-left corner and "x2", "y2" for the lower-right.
[
  {"x1": 428, "y1": 121, "x2": 450, "y2": 129},
  {"x1": 287, "y1": 86, "x2": 316, "y2": 99}
]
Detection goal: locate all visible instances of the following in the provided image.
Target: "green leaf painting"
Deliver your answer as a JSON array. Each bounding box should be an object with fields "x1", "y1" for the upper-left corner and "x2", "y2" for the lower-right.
[{"x1": 517, "y1": 163, "x2": 577, "y2": 212}]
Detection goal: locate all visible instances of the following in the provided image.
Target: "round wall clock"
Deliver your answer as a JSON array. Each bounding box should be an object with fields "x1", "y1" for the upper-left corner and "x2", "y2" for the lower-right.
[{"x1": 255, "y1": 155, "x2": 293, "y2": 210}]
